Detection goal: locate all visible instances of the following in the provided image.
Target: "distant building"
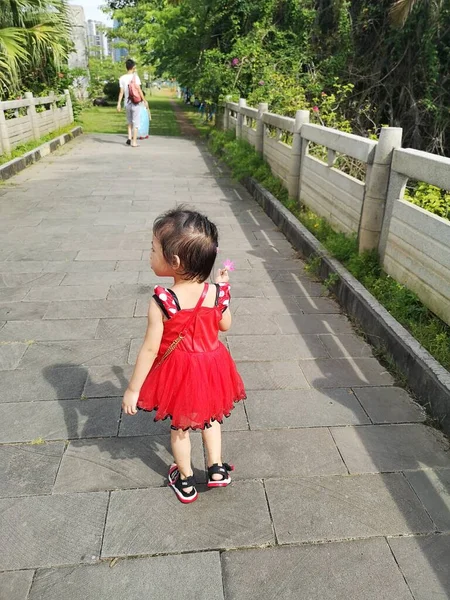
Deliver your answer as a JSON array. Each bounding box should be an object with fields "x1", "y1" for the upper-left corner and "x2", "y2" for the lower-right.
[
  {"x1": 87, "y1": 20, "x2": 108, "y2": 58},
  {"x1": 68, "y1": 5, "x2": 88, "y2": 69},
  {"x1": 112, "y1": 19, "x2": 128, "y2": 63}
]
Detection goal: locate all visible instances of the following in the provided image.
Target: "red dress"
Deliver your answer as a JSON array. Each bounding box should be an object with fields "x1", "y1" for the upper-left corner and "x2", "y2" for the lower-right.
[{"x1": 137, "y1": 282, "x2": 246, "y2": 430}]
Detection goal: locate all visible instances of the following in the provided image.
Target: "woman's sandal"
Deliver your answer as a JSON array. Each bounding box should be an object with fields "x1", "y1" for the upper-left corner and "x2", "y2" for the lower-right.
[
  {"x1": 168, "y1": 464, "x2": 198, "y2": 504},
  {"x1": 207, "y1": 462, "x2": 234, "y2": 488}
]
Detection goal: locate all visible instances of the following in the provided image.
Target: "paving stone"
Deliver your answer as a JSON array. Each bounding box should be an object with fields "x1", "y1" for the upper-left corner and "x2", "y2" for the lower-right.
[
  {"x1": 0, "y1": 342, "x2": 28, "y2": 369},
  {"x1": 0, "y1": 319, "x2": 99, "y2": 342},
  {"x1": 228, "y1": 335, "x2": 328, "y2": 361},
  {"x1": 405, "y1": 469, "x2": 450, "y2": 530},
  {"x1": 25, "y1": 285, "x2": 110, "y2": 302},
  {"x1": 76, "y1": 249, "x2": 142, "y2": 261},
  {"x1": 0, "y1": 366, "x2": 88, "y2": 402},
  {"x1": 352, "y1": 386, "x2": 425, "y2": 423},
  {"x1": 300, "y1": 358, "x2": 395, "y2": 387},
  {"x1": 0, "y1": 492, "x2": 108, "y2": 570},
  {"x1": 0, "y1": 261, "x2": 45, "y2": 273},
  {"x1": 0, "y1": 272, "x2": 64, "y2": 288},
  {"x1": 274, "y1": 314, "x2": 354, "y2": 335},
  {"x1": 318, "y1": 334, "x2": 374, "y2": 358},
  {"x1": 95, "y1": 317, "x2": 146, "y2": 339},
  {"x1": 261, "y1": 280, "x2": 324, "y2": 297},
  {"x1": 0, "y1": 570, "x2": 35, "y2": 600},
  {"x1": 0, "y1": 441, "x2": 65, "y2": 497},
  {"x1": 54, "y1": 434, "x2": 206, "y2": 493},
  {"x1": 231, "y1": 297, "x2": 303, "y2": 315},
  {"x1": 7, "y1": 250, "x2": 78, "y2": 262},
  {"x1": 245, "y1": 388, "x2": 370, "y2": 428},
  {"x1": 294, "y1": 295, "x2": 343, "y2": 313},
  {"x1": 388, "y1": 534, "x2": 450, "y2": 600},
  {"x1": 29, "y1": 553, "x2": 224, "y2": 600},
  {"x1": 19, "y1": 339, "x2": 130, "y2": 368},
  {"x1": 265, "y1": 473, "x2": 434, "y2": 544},
  {"x1": 331, "y1": 424, "x2": 450, "y2": 473},
  {"x1": 44, "y1": 260, "x2": 117, "y2": 273},
  {"x1": 102, "y1": 480, "x2": 274, "y2": 557},
  {"x1": 0, "y1": 287, "x2": 30, "y2": 302},
  {"x1": 236, "y1": 361, "x2": 310, "y2": 389},
  {"x1": 0, "y1": 398, "x2": 121, "y2": 442},
  {"x1": 61, "y1": 271, "x2": 139, "y2": 285},
  {"x1": 115, "y1": 260, "x2": 150, "y2": 271},
  {"x1": 83, "y1": 365, "x2": 132, "y2": 398},
  {"x1": 0, "y1": 302, "x2": 48, "y2": 321},
  {"x1": 106, "y1": 284, "x2": 153, "y2": 299},
  {"x1": 222, "y1": 538, "x2": 413, "y2": 600},
  {"x1": 43, "y1": 299, "x2": 136, "y2": 320},
  {"x1": 222, "y1": 429, "x2": 346, "y2": 479}
]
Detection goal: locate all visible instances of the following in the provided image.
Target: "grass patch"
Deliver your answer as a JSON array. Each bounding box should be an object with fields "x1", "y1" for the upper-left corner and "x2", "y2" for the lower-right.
[
  {"x1": 0, "y1": 123, "x2": 77, "y2": 166},
  {"x1": 79, "y1": 94, "x2": 180, "y2": 137},
  {"x1": 200, "y1": 124, "x2": 450, "y2": 372}
]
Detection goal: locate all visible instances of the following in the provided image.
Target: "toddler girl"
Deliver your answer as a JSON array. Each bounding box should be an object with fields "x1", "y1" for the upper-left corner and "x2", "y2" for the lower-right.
[{"x1": 122, "y1": 207, "x2": 246, "y2": 503}]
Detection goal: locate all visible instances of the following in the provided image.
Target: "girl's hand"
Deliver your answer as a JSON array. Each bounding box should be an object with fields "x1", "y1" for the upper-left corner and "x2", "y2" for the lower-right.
[
  {"x1": 122, "y1": 388, "x2": 139, "y2": 415},
  {"x1": 215, "y1": 267, "x2": 230, "y2": 283}
]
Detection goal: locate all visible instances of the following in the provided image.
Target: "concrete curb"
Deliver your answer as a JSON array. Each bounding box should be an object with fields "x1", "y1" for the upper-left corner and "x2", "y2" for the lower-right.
[
  {"x1": 0, "y1": 126, "x2": 83, "y2": 181},
  {"x1": 243, "y1": 176, "x2": 450, "y2": 435}
]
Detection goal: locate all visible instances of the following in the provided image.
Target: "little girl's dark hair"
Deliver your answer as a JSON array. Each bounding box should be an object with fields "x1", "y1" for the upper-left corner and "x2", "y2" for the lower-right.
[{"x1": 153, "y1": 207, "x2": 218, "y2": 282}]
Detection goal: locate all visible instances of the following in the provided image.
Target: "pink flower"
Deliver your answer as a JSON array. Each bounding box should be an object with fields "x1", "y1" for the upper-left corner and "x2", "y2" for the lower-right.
[
  {"x1": 313, "y1": 106, "x2": 319, "y2": 112},
  {"x1": 258, "y1": 80, "x2": 265, "y2": 86},
  {"x1": 231, "y1": 58, "x2": 239, "y2": 66},
  {"x1": 223, "y1": 259, "x2": 235, "y2": 271},
  {"x1": 321, "y1": 92, "x2": 327, "y2": 97}
]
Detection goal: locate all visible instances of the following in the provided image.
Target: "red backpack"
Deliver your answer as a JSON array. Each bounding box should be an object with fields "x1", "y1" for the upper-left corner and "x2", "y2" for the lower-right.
[{"x1": 128, "y1": 75, "x2": 141, "y2": 104}]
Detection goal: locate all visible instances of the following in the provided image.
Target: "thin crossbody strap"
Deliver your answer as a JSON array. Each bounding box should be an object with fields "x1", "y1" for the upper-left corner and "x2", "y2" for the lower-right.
[{"x1": 155, "y1": 283, "x2": 208, "y2": 368}]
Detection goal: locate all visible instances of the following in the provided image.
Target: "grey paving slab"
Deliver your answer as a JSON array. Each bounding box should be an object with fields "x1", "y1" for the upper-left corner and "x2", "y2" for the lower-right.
[
  {"x1": 331, "y1": 424, "x2": 450, "y2": 473},
  {"x1": 61, "y1": 271, "x2": 139, "y2": 285},
  {"x1": 0, "y1": 366, "x2": 88, "y2": 402},
  {"x1": 261, "y1": 280, "x2": 324, "y2": 297},
  {"x1": 0, "y1": 261, "x2": 46, "y2": 273},
  {"x1": 225, "y1": 315, "x2": 280, "y2": 335},
  {"x1": 43, "y1": 298, "x2": 136, "y2": 320},
  {"x1": 230, "y1": 296, "x2": 305, "y2": 316},
  {"x1": 75, "y1": 249, "x2": 142, "y2": 261},
  {"x1": 236, "y1": 361, "x2": 310, "y2": 389},
  {"x1": 0, "y1": 570, "x2": 35, "y2": 600},
  {"x1": 245, "y1": 388, "x2": 370, "y2": 429},
  {"x1": 222, "y1": 429, "x2": 346, "y2": 479},
  {"x1": 29, "y1": 553, "x2": 224, "y2": 600},
  {"x1": 0, "y1": 492, "x2": 108, "y2": 570},
  {"x1": 0, "y1": 342, "x2": 28, "y2": 370},
  {"x1": 0, "y1": 272, "x2": 65, "y2": 288},
  {"x1": 102, "y1": 480, "x2": 274, "y2": 557},
  {"x1": 352, "y1": 386, "x2": 426, "y2": 423},
  {"x1": 265, "y1": 473, "x2": 434, "y2": 544},
  {"x1": 227, "y1": 334, "x2": 328, "y2": 361},
  {"x1": 106, "y1": 283, "x2": 153, "y2": 299},
  {"x1": 0, "y1": 441, "x2": 65, "y2": 497},
  {"x1": 389, "y1": 534, "x2": 450, "y2": 600},
  {"x1": 115, "y1": 260, "x2": 150, "y2": 271},
  {"x1": 294, "y1": 295, "x2": 342, "y2": 313},
  {"x1": 274, "y1": 314, "x2": 354, "y2": 335},
  {"x1": 0, "y1": 398, "x2": 121, "y2": 442},
  {"x1": 19, "y1": 339, "x2": 130, "y2": 369},
  {"x1": 405, "y1": 469, "x2": 450, "y2": 531},
  {"x1": 44, "y1": 260, "x2": 117, "y2": 272},
  {"x1": 25, "y1": 284, "x2": 110, "y2": 302},
  {"x1": 0, "y1": 302, "x2": 49, "y2": 321},
  {"x1": 222, "y1": 538, "x2": 413, "y2": 600},
  {"x1": 300, "y1": 358, "x2": 395, "y2": 387},
  {"x1": 83, "y1": 365, "x2": 132, "y2": 398},
  {"x1": 7, "y1": 250, "x2": 77, "y2": 262},
  {"x1": 54, "y1": 434, "x2": 206, "y2": 493},
  {"x1": 0, "y1": 287, "x2": 30, "y2": 302},
  {"x1": 95, "y1": 317, "x2": 146, "y2": 339},
  {"x1": 0, "y1": 319, "x2": 99, "y2": 341},
  {"x1": 318, "y1": 333, "x2": 374, "y2": 358}
]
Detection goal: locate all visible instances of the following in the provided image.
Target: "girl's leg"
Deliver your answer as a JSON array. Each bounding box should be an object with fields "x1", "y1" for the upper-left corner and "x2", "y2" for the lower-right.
[
  {"x1": 171, "y1": 429, "x2": 194, "y2": 491},
  {"x1": 202, "y1": 420, "x2": 223, "y2": 481}
]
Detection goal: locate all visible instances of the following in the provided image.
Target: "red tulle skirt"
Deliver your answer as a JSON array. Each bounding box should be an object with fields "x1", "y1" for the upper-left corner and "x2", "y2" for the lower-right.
[{"x1": 137, "y1": 342, "x2": 246, "y2": 430}]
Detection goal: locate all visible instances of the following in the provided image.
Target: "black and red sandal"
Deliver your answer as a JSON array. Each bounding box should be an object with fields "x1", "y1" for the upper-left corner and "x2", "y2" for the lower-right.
[
  {"x1": 207, "y1": 462, "x2": 234, "y2": 488},
  {"x1": 168, "y1": 464, "x2": 198, "y2": 504}
]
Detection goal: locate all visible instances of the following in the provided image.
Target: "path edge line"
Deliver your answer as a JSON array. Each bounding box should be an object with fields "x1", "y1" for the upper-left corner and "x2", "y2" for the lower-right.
[
  {"x1": 243, "y1": 175, "x2": 450, "y2": 436},
  {"x1": 0, "y1": 126, "x2": 83, "y2": 181}
]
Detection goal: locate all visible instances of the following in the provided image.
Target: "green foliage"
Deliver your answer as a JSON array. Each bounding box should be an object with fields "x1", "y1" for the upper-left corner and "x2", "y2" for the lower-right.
[
  {"x1": 88, "y1": 57, "x2": 123, "y2": 99},
  {"x1": 405, "y1": 182, "x2": 450, "y2": 220}
]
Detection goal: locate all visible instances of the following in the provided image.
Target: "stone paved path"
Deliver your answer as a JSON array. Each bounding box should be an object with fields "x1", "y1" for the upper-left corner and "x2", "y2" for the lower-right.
[{"x1": 0, "y1": 128, "x2": 449, "y2": 600}]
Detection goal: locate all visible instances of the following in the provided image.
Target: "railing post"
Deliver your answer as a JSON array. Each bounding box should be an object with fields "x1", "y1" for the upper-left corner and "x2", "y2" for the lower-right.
[
  {"x1": 378, "y1": 169, "x2": 408, "y2": 263},
  {"x1": 49, "y1": 91, "x2": 58, "y2": 130},
  {"x1": 223, "y1": 95, "x2": 232, "y2": 131},
  {"x1": 64, "y1": 89, "x2": 74, "y2": 124},
  {"x1": 287, "y1": 109, "x2": 309, "y2": 199},
  {"x1": 358, "y1": 127, "x2": 403, "y2": 253},
  {"x1": 236, "y1": 98, "x2": 246, "y2": 139},
  {"x1": 25, "y1": 92, "x2": 40, "y2": 141},
  {"x1": 255, "y1": 102, "x2": 268, "y2": 154},
  {"x1": 0, "y1": 105, "x2": 11, "y2": 155}
]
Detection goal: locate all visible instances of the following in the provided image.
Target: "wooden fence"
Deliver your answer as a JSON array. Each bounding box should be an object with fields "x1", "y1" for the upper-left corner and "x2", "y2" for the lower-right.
[{"x1": 0, "y1": 90, "x2": 74, "y2": 155}]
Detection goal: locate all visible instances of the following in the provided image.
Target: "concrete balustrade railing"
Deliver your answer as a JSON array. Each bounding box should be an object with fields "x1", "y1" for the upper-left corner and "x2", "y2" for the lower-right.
[
  {"x1": 0, "y1": 90, "x2": 74, "y2": 155},
  {"x1": 224, "y1": 98, "x2": 450, "y2": 325}
]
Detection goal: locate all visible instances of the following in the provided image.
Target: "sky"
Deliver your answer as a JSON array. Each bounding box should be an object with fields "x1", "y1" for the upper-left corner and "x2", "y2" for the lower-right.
[{"x1": 69, "y1": 0, "x2": 112, "y2": 25}]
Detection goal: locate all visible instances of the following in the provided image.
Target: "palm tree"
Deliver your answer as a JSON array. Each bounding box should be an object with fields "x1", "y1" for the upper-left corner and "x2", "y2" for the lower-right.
[
  {"x1": 389, "y1": 0, "x2": 426, "y2": 26},
  {"x1": 0, "y1": 0, "x2": 72, "y2": 96}
]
